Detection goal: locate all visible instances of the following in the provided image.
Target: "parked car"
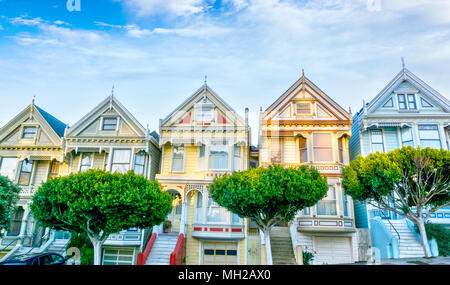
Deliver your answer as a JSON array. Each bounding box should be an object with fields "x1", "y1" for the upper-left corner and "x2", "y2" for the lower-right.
[{"x1": 0, "y1": 253, "x2": 67, "y2": 265}]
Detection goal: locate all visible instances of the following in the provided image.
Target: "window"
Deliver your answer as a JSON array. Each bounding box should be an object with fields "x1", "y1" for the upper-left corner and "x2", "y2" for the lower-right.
[
  {"x1": 195, "y1": 105, "x2": 214, "y2": 122},
  {"x1": 232, "y1": 213, "x2": 241, "y2": 225},
  {"x1": 299, "y1": 137, "x2": 308, "y2": 163},
  {"x1": 133, "y1": 152, "x2": 145, "y2": 175},
  {"x1": 270, "y1": 138, "x2": 281, "y2": 163},
  {"x1": 401, "y1": 127, "x2": 414, "y2": 146},
  {"x1": 102, "y1": 118, "x2": 118, "y2": 130},
  {"x1": 207, "y1": 197, "x2": 227, "y2": 223},
  {"x1": 302, "y1": 207, "x2": 311, "y2": 216},
  {"x1": 296, "y1": 103, "x2": 311, "y2": 115},
  {"x1": 338, "y1": 137, "x2": 344, "y2": 163},
  {"x1": 18, "y1": 160, "x2": 33, "y2": 185},
  {"x1": 198, "y1": 144, "x2": 205, "y2": 170},
  {"x1": 398, "y1": 94, "x2": 407, "y2": 110},
  {"x1": 22, "y1": 126, "x2": 37, "y2": 139},
  {"x1": 171, "y1": 146, "x2": 185, "y2": 172},
  {"x1": 0, "y1": 157, "x2": 18, "y2": 180},
  {"x1": 407, "y1": 94, "x2": 417, "y2": 109},
  {"x1": 370, "y1": 130, "x2": 384, "y2": 153},
  {"x1": 48, "y1": 161, "x2": 61, "y2": 179},
  {"x1": 418, "y1": 125, "x2": 441, "y2": 149},
  {"x1": 195, "y1": 192, "x2": 203, "y2": 224},
  {"x1": 79, "y1": 153, "x2": 93, "y2": 172},
  {"x1": 7, "y1": 207, "x2": 24, "y2": 236},
  {"x1": 209, "y1": 143, "x2": 228, "y2": 170},
  {"x1": 111, "y1": 149, "x2": 132, "y2": 174},
  {"x1": 317, "y1": 186, "x2": 337, "y2": 216},
  {"x1": 233, "y1": 145, "x2": 241, "y2": 171},
  {"x1": 342, "y1": 194, "x2": 350, "y2": 217},
  {"x1": 313, "y1": 133, "x2": 333, "y2": 162}
]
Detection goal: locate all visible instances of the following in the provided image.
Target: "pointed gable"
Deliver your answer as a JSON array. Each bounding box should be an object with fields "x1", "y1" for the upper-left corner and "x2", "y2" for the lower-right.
[
  {"x1": 0, "y1": 103, "x2": 66, "y2": 146},
  {"x1": 264, "y1": 75, "x2": 352, "y2": 123},
  {"x1": 367, "y1": 68, "x2": 450, "y2": 114},
  {"x1": 66, "y1": 95, "x2": 147, "y2": 138},
  {"x1": 161, "y1": 84, "x2": 246, "y2": 129}
]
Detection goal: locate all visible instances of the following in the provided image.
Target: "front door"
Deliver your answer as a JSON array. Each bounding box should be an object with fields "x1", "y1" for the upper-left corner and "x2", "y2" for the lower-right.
[{"x1": 169, "y1": 193, "x2": 182, "y2": 232}]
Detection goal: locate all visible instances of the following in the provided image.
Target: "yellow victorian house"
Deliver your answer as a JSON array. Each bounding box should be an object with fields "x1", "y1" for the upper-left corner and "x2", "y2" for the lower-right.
[
  {"x1": 144, "y1": 82, "x2": 253, "y2": 265},
  {"x1": 260, "y1": 73, "x2": 359, "y2": 265},
  {"x1": 0, "y1": 101, "x2": 69, "y2": 260}
]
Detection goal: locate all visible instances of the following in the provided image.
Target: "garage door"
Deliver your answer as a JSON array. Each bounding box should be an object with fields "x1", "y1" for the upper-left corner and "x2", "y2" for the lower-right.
[
  {"x1": 102, "y1": 248, "x2": 135, "y2": 265},
  {"x1": 203, "y1": 242, "x2": 238, "y2": 265},
  {"x1": 314, "y1": 237, "x2": 352, "y2": 265}
]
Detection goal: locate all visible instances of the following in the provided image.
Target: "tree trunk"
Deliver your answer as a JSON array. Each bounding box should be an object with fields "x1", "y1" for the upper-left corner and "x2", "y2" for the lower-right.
[
  {"x1": 263, "y1": 229, "x2": 273, "y2": 265},
  {"x1": 92, "y1": 239, "x2": 105, "y2": 265},
  {"x1": 416, "y1": 218, "x2": 431, "y2": 257}
]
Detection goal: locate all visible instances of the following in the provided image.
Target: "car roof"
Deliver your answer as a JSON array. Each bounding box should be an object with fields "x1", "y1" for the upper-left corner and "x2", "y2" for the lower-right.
[{"x1": 6, "y1": 252, "x2": 59, "y2": 262}]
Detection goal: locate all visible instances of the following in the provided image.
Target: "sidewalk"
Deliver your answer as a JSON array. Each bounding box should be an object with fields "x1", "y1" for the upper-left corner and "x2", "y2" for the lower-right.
[{"x1": 379, "y1": 256, "x2": 450, "y2": 265}]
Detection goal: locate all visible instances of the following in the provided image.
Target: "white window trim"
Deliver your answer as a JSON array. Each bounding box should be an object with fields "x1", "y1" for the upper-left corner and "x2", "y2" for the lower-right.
[
  {"x1": 208, "y1": 144, "x2": 231, "y2": 172},
  {"x1": 170, "y1": 145, "x2": 185, "y2": 173},
  {"x1": 78, "y1": 152, "x2": 94, "y2": 172},
  {"x1": 101, "y1": 116, "x2": 119, "y2": 131},
  {"x1": 110, "y1": 148, "x2": 132, "y2": 174},
  {"x1": 417, "y1": 123, "x2": 442, "y2": 149},
  {"x1": 369, "y1": 129, "x2": 385, "y2": 153},
  {"x1": 20, "y1": 124, "x2": 40, "y2": 141},
  {"x1": 295, "y1": 102, "x2": 313, "y2": 116},
  {"x1": 396, "y1": 92, "x2": 419, "y2": 111},
  {"x1": 316, "y1": 185, "x2": 339, "y2": 218}
]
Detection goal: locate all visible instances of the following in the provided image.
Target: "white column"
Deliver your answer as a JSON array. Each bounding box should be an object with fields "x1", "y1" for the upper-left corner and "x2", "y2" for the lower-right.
[
  {"x1": 180, "y1": 202, "x2": 187, "y2": 235},
  {"x1": 438, "y1": 123, "x2": 448, "y2": 150},
  {"x1": 18, "y1": 207, "x2": 30, "y2": 243}
]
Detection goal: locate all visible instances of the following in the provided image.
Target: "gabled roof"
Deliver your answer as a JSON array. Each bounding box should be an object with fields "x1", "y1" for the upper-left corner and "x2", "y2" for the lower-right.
[
  {"x1": 367, "y1": 67, "x2": 450, "y2": 113},
  {"x1": 66, "y1": 94, "x2": 147, "y2": 137},
  {"x1": 35, "y1": 105, "x2": 67, "y2": 137},
  {"x1": 160, "y1": 83, "x2": 246, "y2": 127},
  {"x1": 264, "y1": 75, "x2": 352, "y2": 121}
]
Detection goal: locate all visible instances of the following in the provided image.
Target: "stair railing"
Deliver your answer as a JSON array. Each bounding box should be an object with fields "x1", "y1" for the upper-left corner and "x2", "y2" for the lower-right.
[
  {"x1": 169, "y1": 233, "x2": 186, "y2": 265},
  {"x1": 137, "y1": 233, "x2": 157, "y2": 265},
  {"x1": 379, "y1": 210, "x2": 400, "y2": 241},
  {"x1": 0, "y1": 237, "x2": 21, "y2": 252}
]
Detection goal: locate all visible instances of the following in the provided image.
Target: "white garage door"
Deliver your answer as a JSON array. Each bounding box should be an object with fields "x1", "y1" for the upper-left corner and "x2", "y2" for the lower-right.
[
  {"x1": 102, "y1": 248, "x2": 135, "y2": 265},
  {"x1": 314, "y1": 237, "x2": 352, "y2": 265},
  {"x1": 202, "y1": 242, "x2": 238, "y2": 265}
]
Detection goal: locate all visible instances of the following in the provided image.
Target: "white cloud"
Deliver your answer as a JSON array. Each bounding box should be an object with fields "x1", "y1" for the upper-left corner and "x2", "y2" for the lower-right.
[
  {"x1": 125, "y1": 0, "x2": 207, "y2": 17},
  {"x1": 9, "y1": 15, "x2": 42, "y2": 26}
]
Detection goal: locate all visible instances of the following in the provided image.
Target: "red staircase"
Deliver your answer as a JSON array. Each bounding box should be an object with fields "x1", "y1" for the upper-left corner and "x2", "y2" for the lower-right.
[
  {"x1": 137, "y1": 233, "x2": 157, "y2": 265},
  {"x1": 169, "y1": 233, "x2": 186, "y2": 265}
]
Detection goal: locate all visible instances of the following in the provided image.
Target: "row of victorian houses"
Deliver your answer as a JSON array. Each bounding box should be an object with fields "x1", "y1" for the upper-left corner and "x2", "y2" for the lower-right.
[{"x1": 0, "y1": 65, "x2": 449, "y2": 265}]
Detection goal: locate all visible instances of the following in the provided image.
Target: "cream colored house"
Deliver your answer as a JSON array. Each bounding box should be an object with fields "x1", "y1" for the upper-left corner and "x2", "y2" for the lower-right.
[{"x1": 259, "y1": 74, "x2": 358, "y2": 264}]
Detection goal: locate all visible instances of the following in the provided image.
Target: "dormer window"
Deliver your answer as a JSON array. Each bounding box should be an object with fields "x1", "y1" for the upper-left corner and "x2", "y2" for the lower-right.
[
  {"x1": 102, "y1": 118, "x2": 118, "y2": 130},
  {"x1": 296, "y1": 103, "x2": 311, "y2": 115},
  {"x1": 398, "y1": 94, "x2": 416, "y2": 110},
  {"x1": 22, "y1": 127, "x2": 37, "y2": 139},
  {"x1": 195, "y1": 105, "x2": 214, "y2": 122}
]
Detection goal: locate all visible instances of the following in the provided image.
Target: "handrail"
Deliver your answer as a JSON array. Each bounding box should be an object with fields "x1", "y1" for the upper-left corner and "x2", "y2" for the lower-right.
[
  {"x1": 0, "y1": 237, "x2": 21, "y2": 252},
  {"x1": 137, "y1": 233, "x2": 157, "y2": 265},
  {"x1": 379, "y1": 210, "x2": 400, "y2": 241},
  {"x1": 169, "y1": 233, "x2": 186, "y2": 265}
]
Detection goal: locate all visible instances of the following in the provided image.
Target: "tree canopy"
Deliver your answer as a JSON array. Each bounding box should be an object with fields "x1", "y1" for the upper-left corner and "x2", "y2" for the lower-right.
[
  {"x1": 31, "y1": 169, "x2": 172, "y2": 264},
  {"x1": 0, "y1": 175, "x2": 21, "y2": 234}
]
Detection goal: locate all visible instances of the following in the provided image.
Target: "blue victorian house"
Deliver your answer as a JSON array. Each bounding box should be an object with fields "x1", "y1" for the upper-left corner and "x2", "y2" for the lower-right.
[{"x1": 349, "y1": 64, "x2": 450, "y2": 259}]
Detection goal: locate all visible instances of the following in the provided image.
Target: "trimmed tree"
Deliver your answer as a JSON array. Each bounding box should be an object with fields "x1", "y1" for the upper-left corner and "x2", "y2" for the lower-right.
[
  {"x1": 30, "y1": 169, "x2": 172, "y2": 265},
  {"x1": 342, "y1": 146, "x2": 449, "y2": 257},
  {"x1": 0, "y1": 175, "x2": 21, "y2": 235},
  {"x1": 210, "y1": 164, "x2": 328, "y2": 265}
]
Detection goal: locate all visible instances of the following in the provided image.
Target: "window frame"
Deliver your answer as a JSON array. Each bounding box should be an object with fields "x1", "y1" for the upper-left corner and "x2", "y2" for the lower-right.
[
  {"x1": 171, "y1": 145, "x2": 185, "y2": 173},
  {"x1": 312, "y1": 133, "x2": 334, "y2": 163},
  {"x1": 79, "y1": 153, "x2": 93, "y2": 172},
  {"x1": 0, "y1": 157, "x2": 18, "y2": 181},
  {"x1": 133, "y1": 152, "x2": 146, "y2": 176},
  {"x1": 206, "y1": 195, "x2": 240, "y2": 225},
  {"x1": 316, "y1": 186, "x2": 338, "y2": 217},
  {"x1": 22, "y1": 126, "x2": 37, "y2": 139},
  {"x1": 209, "y1": 143, "x2": 230, "y2": 171},
  {"x1": 401, "y1": 127, "x2": 414, "y2": 147},
  {"x1": 102, "y1": 117, "x2": 118, "y2": 131},
  {"x1": 299, "y1": 136, "x2": 308, "y2": 163},
  {"x1": 418, "y1": 124, "x2": 442, "y2": 149},
  {"x1": 48, "y1": 160, "x2": 61, "y2": 179},
  {"x1": 233, "y1": 144, "x2": 241, "y2": 171},
  {"x1": 296, "y1": 102, "x2": 312, "y2": 115},
  {"x1": 194, "y1": 104, "x2": 214, "y2": 122},
  {"x1": 18, "y1": 160, "x2": 33, "y2": 186},
  {"x1": 370, "y1": 129, "x2": 385, "y2": 153},
  {"x1": 111, "y1": 149, "x2": 132, "y2": 174}
]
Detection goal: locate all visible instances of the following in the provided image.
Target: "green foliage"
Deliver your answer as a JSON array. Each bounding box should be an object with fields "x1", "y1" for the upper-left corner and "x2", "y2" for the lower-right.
[
  {"x1": 0, "y1": 175, "x2": 21, "y2": 234},
  {"x1": 30, "y1": 169, "x2": 172, "y2": 240},
  {"x1": 163, "y1": 220, "x2": 172, "y2": 229},
  {"x1": 210, "y1": 164, "x2": 328, "y2": 229},
  {"x1": 67, "y1": 232, "x2": 94, "y2": 265},
  {"x1": 415, "y1": 223, "x2": 450, "y2": 256},
  {"x1": 342, "y1": 146, "x2": 450, "y2": 211},
  {"x1": 302, "y1": 250, "x2": 315, "y2": 265}
]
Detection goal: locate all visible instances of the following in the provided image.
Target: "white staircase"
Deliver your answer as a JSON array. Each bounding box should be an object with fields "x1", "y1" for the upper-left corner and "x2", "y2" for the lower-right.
[
  {"x1": 46, "y1": 239, "x2": 71, "y2": 255},
  {"x1": 382, "y1": 220, "x2": 425, "y2": 258},
  {"x1": 145, "y1": 234, "x2": 178, "y2": 265}
]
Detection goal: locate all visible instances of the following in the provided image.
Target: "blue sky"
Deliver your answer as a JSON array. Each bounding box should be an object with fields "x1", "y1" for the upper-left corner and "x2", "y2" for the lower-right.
[{"x1": 0, "y1": 0, "x2": 449, "y2": 145}]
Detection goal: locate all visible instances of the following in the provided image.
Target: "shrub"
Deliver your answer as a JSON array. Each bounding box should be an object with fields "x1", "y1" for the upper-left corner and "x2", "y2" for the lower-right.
[{"x1": 302, "y1": 251, "x2": 315, "y2": 265}]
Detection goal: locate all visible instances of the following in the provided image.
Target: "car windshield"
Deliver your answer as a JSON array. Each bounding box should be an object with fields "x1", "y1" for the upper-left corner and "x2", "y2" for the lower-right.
[{"x1": 7, "y1": 254, "x2": 39, "y2": 263}]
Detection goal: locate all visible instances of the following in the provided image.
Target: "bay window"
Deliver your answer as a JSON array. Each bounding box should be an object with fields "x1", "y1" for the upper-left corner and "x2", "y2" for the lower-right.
[
  {"x1": 418, "y1": 125, "x2": 441, "y2": 149},
  {"x1": 270, "y1": 138, "x2": 281, "y2": 163},
  {"x1": 317, "y1": 186, "x2": 337, "y2": 216},
  {"x1": 79, "y1": 153, "x2": 93, "y2": 172},
  {"x1": 111, "y1": 149, "x2": 132, "y2": 173},
  {"x1": 171, "y1": 146, "x2": 185, "y2": 172},
  {"x1": 299, "y1": 137, "x2": 308, "y2": 163},
  {"x1": 0, "y1": 157, "x2": 18, "y2": 180},
  {"x1": 313, "y1": 133, "x2": 333, "y2": 162},
  {"x1": 195, "y1": 192, "x2": 203, "y2": 224},
  {"x1": 198, "y1": 144, "x2": 206, "y2": 171},
  {"x1": 133, "y1": 152, "x2": 145, "y2": 175},
  {"x1": 18, "y1": 160, "x2": 33, "y2": 185},
  {"x1": 338, "y1": 137, "x2": 344, "y2": 163},
  {"x1": 7, "y1": 207, "x2": 24, "y2": 236},
  {"x1": 342, "y1": 194, "x2": 350, "y2": 217},
  {"x1": 207, "y1": 198, "x2": 228, "y2": 223},
  {"x1": 48, "y1": 161, "x2": 61, "y2": 179},
  {"x1": 370, "y1": 129, "x2": 384, "y2": 153},
  {"x1": 209, "y1": 143, "x2": 229, "y2": 170},
  {"x1": 401, "y1": 127, "x2": 414, "y2": 146}
]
